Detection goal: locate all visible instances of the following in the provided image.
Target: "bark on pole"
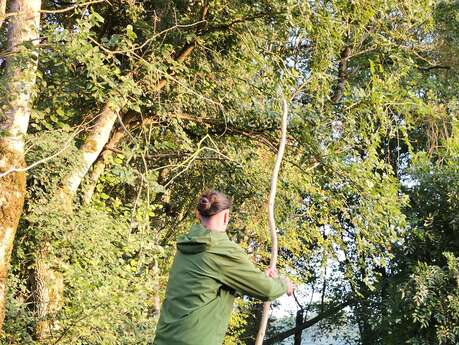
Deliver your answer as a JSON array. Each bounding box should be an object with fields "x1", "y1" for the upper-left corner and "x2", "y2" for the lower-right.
[
  {"x1": 255, "y1": 98, "x2": 288, "y2": 345},
  {"x1": 0, "y1": 0, "x2": 41, "y2": 331}
]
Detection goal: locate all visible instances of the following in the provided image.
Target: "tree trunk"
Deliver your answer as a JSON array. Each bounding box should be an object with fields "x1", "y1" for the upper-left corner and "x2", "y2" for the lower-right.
[
  {"x1": 80, "y1": 40, "x2": 202, "y2": 204},
  {"x1": 33, "y1": 247, "x2": 63, "y2": 341},
  {"x1": 0, "y1": 0, "x2": 41, "y2": 331},
  {"x1": 62, "y1": 103, "x2": 120, "y2": 198},
  {"x1": 0, "y1": 0, "x2": 7, "y2": 28},
  {"x1": 81, "y1": 115, "x2": 136, "y2": 204},
  {"x1": 294, "y1": 309, "x2": 304, "y2": 345},
  {"x1": 331, "y1": 46, "x2": 351, "y2": 103},
  {"x1": 150, "y1": 260, "x2": 161, "y2": 318}
]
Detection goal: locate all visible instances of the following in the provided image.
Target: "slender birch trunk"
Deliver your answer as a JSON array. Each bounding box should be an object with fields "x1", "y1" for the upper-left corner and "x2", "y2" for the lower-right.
[
  {"x1": 82, "y1": 115, "x2": 159, "y2": 204},
  {"x1": 0, "y1": 0, "x2": 41, "y2": 331},
  {"x1": 33, "y1": 247, "x2": 64, "y2": 341},
  {"x1": 0, "y1": 0, "x2": 7, "y2": 29},
  {"x1": 61, "y1": 103, "x2": 120, "y2": 199},
  {"x1": 82, "y1": 121, "x2": 128, "y2": 204},
  {"x1": 74, "y1": 5, "x2": 209, "y2": 202}
]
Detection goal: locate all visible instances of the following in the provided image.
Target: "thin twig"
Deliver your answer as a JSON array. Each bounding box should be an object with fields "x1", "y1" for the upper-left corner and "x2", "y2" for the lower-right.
[
  {"x1": 162, "y1": 135, "x2": 242, "y2": 188},
  {"x1": 2, "y1": 0, "x2": 109, "y2": 20},
  {"x1": 41, "y1": 0, "x2": 109, "y2": 14},
  {"x1": 293, "y1": 291, "x2": 304, "y2": 311},
  {"x1": 87, "y1": 20, "x2": 206, "y2": 56},
  {"x1": 0, "y1": 128, "x2": 84, "y2": 179}
]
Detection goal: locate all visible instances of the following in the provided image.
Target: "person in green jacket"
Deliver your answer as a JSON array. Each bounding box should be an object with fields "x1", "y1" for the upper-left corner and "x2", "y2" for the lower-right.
[{"x1": 153, "y1": 190, "x2": 294, "y2": 345}]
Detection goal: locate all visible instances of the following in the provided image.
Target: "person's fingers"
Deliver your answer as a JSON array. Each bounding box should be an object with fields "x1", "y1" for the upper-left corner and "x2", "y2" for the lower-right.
[
  {"x1": 264, "y1": 267, "x2": 278, "y2": 278},
  {"x1": 286, "y1": 280, "x2": 295, "y2": 296}
]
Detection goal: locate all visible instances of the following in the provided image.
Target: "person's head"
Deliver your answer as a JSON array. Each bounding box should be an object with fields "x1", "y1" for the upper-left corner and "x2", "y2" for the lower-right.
[{"x1": 196, "y1": 190, "x2": 232, "y2": 231}]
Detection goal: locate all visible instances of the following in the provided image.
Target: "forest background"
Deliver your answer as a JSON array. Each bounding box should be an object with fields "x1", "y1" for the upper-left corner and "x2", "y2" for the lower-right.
[{"x1": 0, "y1": 0, "x2": 458, "y2": 344}]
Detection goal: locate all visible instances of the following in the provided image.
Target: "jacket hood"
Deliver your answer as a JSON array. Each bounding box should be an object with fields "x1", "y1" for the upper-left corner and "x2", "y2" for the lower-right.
[{"x1": 177, "y1": 224, "x2": 227, "y2": 254}]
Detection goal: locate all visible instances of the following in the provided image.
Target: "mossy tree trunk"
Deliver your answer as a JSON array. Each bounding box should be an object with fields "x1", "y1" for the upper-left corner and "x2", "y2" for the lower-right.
[
  {"x1": 61, "y1": 103, "x2": 121, "y2": 198},
  {"x1": 0, "y1": 0, "x2": 7, "y2": 29},
  {"x1": 0, "y1": 0, "x2": 41, "y2": 332},
  {"x1": 33, "y1": 247, "x2": 64, "y2": 341}
]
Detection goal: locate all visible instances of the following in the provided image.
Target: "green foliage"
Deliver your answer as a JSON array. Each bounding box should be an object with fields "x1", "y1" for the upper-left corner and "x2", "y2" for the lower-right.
[
  {"x1": 409, "y1": 253, "x2": 459, "y2": 344},
  {"x1": 1, "y1": 0, "x2": 458, "y2": 344}
]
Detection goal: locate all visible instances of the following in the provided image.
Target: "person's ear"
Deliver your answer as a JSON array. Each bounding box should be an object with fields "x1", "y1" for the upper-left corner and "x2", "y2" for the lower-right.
[
  {"x1": 195, "y1": 210, "x2": 201, "y2": 221},
  {"x1": 223, "y1": 210, "x2": 229, "y2": 225}
]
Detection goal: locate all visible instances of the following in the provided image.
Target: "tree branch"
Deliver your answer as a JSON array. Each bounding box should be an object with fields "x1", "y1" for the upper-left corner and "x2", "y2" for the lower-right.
[
  {"x1": 418, "y1": 65, "x2": 451, "y2": 71},
  {"x1": 2, "y1": 0, "x2": 108, "y2": 20},
  {"x1": 153, "y1": 5, "x2": 208, "y2": 92},
  {"x1": 205, "y1": 11, "x2": 282, "y2": 32},
  {"x1": 263, "y1": 300, "x2": 353, "y2": 345},
  {"x1": 331, "y1": 46, "x2": 351, "y2": 104}
]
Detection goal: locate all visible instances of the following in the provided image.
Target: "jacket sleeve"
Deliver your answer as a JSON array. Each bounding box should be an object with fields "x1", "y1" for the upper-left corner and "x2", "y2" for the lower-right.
[{"x1": 213, "y1": 244, "x2": 288, "y2": 301}]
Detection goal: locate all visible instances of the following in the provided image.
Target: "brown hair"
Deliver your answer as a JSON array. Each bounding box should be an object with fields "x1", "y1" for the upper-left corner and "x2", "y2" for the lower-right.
[{"x1": 197, "y1": 190, "x2": 232, "y2": 218}]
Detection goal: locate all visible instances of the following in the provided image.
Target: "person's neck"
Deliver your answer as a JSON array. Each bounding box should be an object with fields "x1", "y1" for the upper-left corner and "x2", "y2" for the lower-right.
[{"x1": 201, "y1": 220, "x2": 226, "y2": 232}]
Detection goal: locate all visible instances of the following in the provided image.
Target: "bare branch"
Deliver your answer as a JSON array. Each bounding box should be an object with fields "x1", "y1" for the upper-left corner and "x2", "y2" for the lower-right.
[
  {"x1": 153, "y1": 5, "x2": 209, "y2": 91},
  {"x1": 2, "y1": 0, "x2": 109, "y2": 20},
  {"x1": 418, "y1": 65, "x2": 451, "y2": 71},
  {"x1": 331, "y1": 46, "x2": 351, "y2": 104},
  {"x1": 41, "y1": 0, "x2": 108, "y2": 14}
]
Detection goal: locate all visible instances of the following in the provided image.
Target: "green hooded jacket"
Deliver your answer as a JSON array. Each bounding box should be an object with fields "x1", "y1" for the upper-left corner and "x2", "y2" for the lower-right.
[{"x1": 153, "y1": 224, "x2": 288, "y2": 345}]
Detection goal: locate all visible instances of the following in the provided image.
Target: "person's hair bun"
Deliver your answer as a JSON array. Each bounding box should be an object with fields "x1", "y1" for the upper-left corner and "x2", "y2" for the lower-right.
[
  {"x1": 199, "y1": 196, "x2": 211, "y2": 210},
  {"x1": 197, "y1": 190, "x2": 232, "y2": 218}
]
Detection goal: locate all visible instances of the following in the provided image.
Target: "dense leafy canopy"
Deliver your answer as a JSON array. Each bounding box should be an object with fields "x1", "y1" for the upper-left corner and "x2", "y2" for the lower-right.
[{"x1": 0, "y1": 0, "x2": 457, "y2": 344}]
